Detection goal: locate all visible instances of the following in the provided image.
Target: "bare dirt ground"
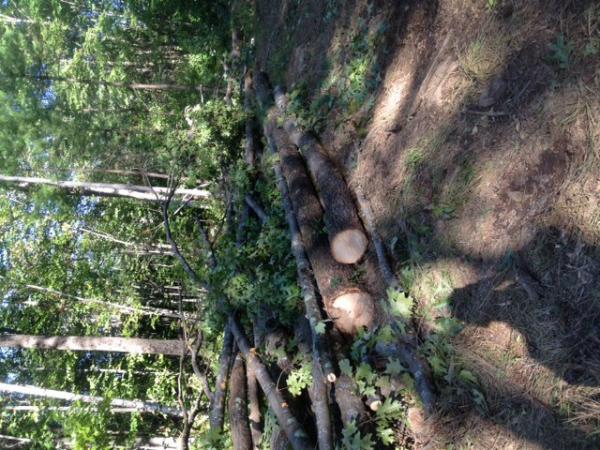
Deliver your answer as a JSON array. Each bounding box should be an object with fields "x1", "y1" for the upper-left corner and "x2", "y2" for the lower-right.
[{"x1": 255, "y1": 0, "x2": 600, "y2": 448}]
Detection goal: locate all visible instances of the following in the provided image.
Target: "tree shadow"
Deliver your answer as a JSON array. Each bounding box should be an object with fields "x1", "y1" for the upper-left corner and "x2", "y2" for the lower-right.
[{"x1": 438, "y1": 226, "x2": 600, "y2": 449}]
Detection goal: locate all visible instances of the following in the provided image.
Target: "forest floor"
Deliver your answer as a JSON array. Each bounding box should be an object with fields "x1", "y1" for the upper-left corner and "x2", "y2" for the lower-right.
[{"x1": 254, "y1": 0, "x2": 600, "y2": 448}]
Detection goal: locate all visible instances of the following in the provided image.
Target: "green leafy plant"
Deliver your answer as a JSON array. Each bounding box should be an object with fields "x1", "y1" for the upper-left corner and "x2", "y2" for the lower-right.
[
  {"x1": 340, "y1": 420, "x2": 375, "y2": 450},
  {"x1": 287, "y1": 361, "x2": 313, "y2": 397}
]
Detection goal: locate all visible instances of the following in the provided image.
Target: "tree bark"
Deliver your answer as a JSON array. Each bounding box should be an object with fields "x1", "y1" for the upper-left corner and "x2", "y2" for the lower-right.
[
  {"x1": 273, "y1": 130, "x2": 374, "y2": 337},
  {"x1": 295, "y1": 318, "x2": 333, "y2": 450},
  {"x1": 273, "y1": 88, "x2": 368, "y2": 264},
  {"x1": 0, "y1": 334, "x2": 183, "y2": 356},
  {"x1": 333, "y1": 372, "x2": 369, "y2": 429},
  {"x1": 0, "y1": 383, "x2": 182, "y2": 416},
  {"x1": 228, "y1": 353, "x2": 253, "y2": 450},
  {"x1": 244, "y1": 195, "x2": 268, "y2": 225},
  {"x1": 228, "y1": 317, "x2": 312, "y2": 450},
  {"x1": 0, "y1": 175, "x2": 210, "y2": 203},
  {"x1": 246, "y1": 359, "x2": 262, "y2": 450},
  {"x1": 243, "y1": 71, "x2": 260, "y2": 167},
  {"x1": 261, "y1": 121, "x2": 338, "y2": 375},
  {"x1": 354, "y1": 187, "x2": 436, "y2": 416},
  {"x1": 209, "y1": 324, "x2": 234, "y2": 431}
]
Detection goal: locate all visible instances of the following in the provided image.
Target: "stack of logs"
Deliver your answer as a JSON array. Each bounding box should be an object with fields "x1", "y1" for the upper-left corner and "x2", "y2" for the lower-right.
[{"x1": 183, "y1": 70, "x2": 436, "y2": 450}]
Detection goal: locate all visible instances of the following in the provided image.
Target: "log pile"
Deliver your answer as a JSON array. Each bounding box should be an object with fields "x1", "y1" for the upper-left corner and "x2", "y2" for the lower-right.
[{"x1": 166, "y1": 68, "x2": 436, "y2": 450}]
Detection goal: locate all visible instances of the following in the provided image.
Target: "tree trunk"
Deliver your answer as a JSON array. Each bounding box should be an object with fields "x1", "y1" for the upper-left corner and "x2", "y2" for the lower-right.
[
  {"x1": 19, "y1": 74, "x2": 203, "y2": 93},
  {"x1": 261, "y1": 120, "x2": 336, "y2": 375},
  {"x1": 0, "y1": 334, "x2": 184, "y2": 356},
  {"x1": 80, "y1": 227, "x2": 173, "y2": 251},
  {"x1": 333, "y1": 372, "x2": 370, "y2": 430},
  {"x1": 295, "y1": 318, "x2": 333, "y2": 450},
  {"x1": 209, "y1": 324, "x2": 234, "y2": 431},
  {"x1": 247, "y1": 359, "x2": 262, "y2": 450},
  {"x1": 228, "y1": 353, "x2": 252, "y2": 450},
  {"x1": 273, "y1": 88, "x2": 368, "y2": 264},
  {"x1": 22, "y1": 283, "x2": 189, "y2": 319},
  {"x1": 0, "y1": 383, "x2": 182, "y2": 416},
  {"x1": 273, "y1": 130, "x2": 374, "y2": 336},
  {"x1": 0, "y1": 175, "x2": 210, "y2": 203}
]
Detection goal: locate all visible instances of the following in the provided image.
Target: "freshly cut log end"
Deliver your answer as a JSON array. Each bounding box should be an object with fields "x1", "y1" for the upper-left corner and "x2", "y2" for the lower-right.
[
  {"x1": 328, "y1": 290, "x2": 374, "y2": 336},
  {"x1": 331, "y1": 229, "x2": 368, "y2": 264}
]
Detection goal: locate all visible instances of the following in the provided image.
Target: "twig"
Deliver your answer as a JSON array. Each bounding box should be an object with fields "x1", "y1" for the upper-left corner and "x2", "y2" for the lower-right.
[{"x1": 244, "y1": 194, "x2": 269, "y2": 225}]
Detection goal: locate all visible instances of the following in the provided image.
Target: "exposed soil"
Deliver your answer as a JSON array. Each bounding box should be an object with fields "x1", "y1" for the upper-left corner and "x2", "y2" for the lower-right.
[{"x1": 255, "y1": 0, "x2": 600, "y2": 448}]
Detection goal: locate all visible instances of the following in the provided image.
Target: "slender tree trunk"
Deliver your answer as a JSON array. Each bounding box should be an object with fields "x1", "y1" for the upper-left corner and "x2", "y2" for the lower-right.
[
  {"x1": 22, "y1": 283, "x2": 190, "y2": 319},
  {"x1": 0, "y1": 383, "x2": 182, "y2": 416},
  {"x1": 18, "y1": 74, "x2": 203, "y2": 93},
  {"x1": 6, "y1": 405, "x2": 140, "y2": 414},
  {"x1": 0, "y1": 175, "x2": 210, "y2": 203},
  {"x1": 0, "y1": 335, "x2": 184, "y2": 356},
  {"x1": 209, "y1": 325, "x2": 234, "y2": 431},
  {"x1": 228, "y1": 353, "x2": 252, "y2": 450}
]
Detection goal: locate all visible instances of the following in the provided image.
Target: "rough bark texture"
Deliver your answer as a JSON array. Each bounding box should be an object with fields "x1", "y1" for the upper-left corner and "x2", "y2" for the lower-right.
[
  {"x1": 275, "y1": 132, "x2": 374, "y2": 336},
  {"x1": 273, "y1": 88, "x2": 368, "y2": 264},
  {"x1": 333, "y1": 372, "x2": 369, "y2": 429},
  {"x1": 295, "y1": 318, "x2": 333, "y2": 450},
  {"x1": 0, "y1": 334, "x2": 183, "y2": 355},
  {"x1": 228, "y1": 317, "x2": 312, "y2": 450},
  {"x1": 261, "y1": 119, "x2": 337, "y2": 378},
  {"x1": 246, "y1": 359, "x2": 262, "y2": 450},
  {"x1": 228, "y1": 353, "x2": 253, "y2": 450},
  {"x1": 354, "y1": 186, "x2": 397, "y2": 287},
  {"x1": 209, "y1": 325, "x2": 234, "y2": 431}
]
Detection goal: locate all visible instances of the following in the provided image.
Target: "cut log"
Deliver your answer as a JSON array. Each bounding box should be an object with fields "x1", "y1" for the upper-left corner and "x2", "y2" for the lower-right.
[
  {"x1": 333, "y1": 372, "x2": 369, "y2": 429},
  {"x1": 209, "y1": 324, "x2": 234, "y2": 431},
  {"x1": 259, "y1": 102, "x2": 337, "y2": 375},
  {"x1": 228, "y1": 352, "x2": 252, "y2": 450},
  {"x1": 228, "y1": 317, "x2": 312, "y2": 450},
  {"x1": 273, "y1": 88, "x2": 368, "y2": 264},
  {"x1": 246, "y1": 359, "x2": 262, "y2": 450},
  {"x1": 274, "y1": 133, "x2": 374, "y2": 336}
]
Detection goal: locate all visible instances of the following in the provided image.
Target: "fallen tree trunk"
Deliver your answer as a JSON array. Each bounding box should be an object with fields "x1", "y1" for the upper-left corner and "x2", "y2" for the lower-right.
[
  {"x1": 261, "y1": 119, "x2": 338, "y2": 374},
  {"x1": 209, "y1": 324, "x2": 234, "y2": 431},
  {"x1": 333, "y1": 372, "x2": 369, "y2": 430},
  {"x1": 273, "y1": 131, "x2": 374, "y2": 337},
  {"x1": 246, "y1": 358, "x2": 262, "y2": 450},
  {"x1": 273, "y1": 88, "x2": 368, "y2": 265},
  {"x1": 295, "y1": 318, "x2": 333, "y2": 450},
  {"x1": 354, "y1": 186, "x2": 436, "y2": 416},
  {"x1": 228, "y1": 317, "x2": 312, "y2": 450},
  {"x1": 228, "y1": 352, "x2": 253, "y2": 450}
]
